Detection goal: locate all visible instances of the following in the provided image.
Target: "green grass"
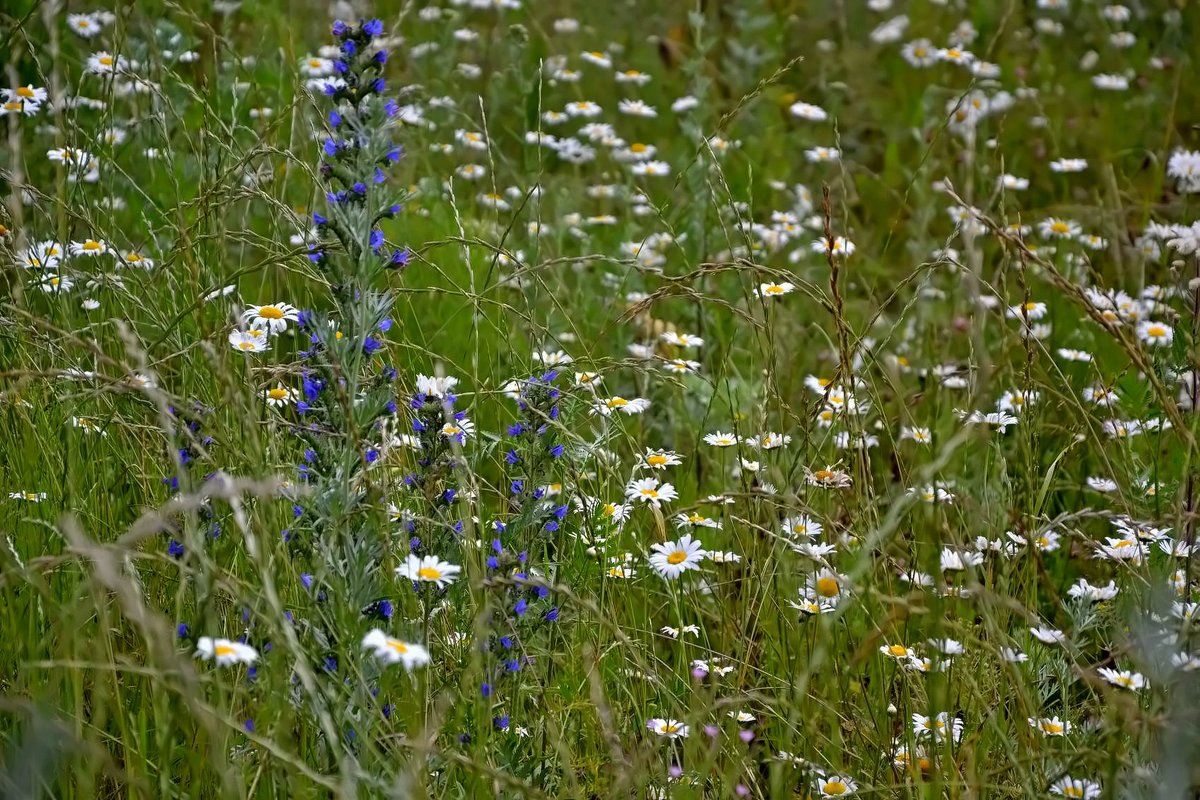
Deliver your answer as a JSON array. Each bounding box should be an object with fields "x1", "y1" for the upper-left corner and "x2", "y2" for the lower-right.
[{"x1": 3, "y1": 0, "x2": 1200, "y2": 797}]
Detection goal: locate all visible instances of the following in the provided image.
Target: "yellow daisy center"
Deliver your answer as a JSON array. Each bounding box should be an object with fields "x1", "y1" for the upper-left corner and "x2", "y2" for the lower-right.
[
  {"x1": 417, "y1": 567, "x2": 442, "y2": 581},
  {"x1": 258, "y1": 306, "x2": 285, "y2": 319},
  {"x1": 99, "y1": 56, "x2": 113, "y2": 67},
  {"x1": 385, "y1": 640, "x2": 409, "y2": 654},
  {"x1": 17, "y1": 86, "x2": 35, "y2": 97},
  {"x1": 214, "y1": 645, "x2": 236, "y2": 656},
  {"x1": 1146, "y1": 325, "x2": 1167, "y2": 338},
  {"x1": 267, "y1": 388, "x2": 288, "y2": 400},
  {"x1": 647, "y1": 454, "x2": 668, "y2": 466},
  {"x1": 238, "y1": 342, "x2": 255, "y2": 351},
  {"x1": 666, "y1": 550, "x2": 687, "y2": 565},
  {"x1": 764, "y1": 284, "x2": 784, "y2": 294},
  {"x1": 1041, "y1": 721, "x2": 1064, "y2": 734},
  {"x1": 607, "y1": 397, "x2": 628, "y2": 408},
  {"x1": 816, "y1": 577, "x2": 840, "y2": 597},
  {"x1": 639, "y1": 488, "x2": 659, "y2": 499},
  {"x1": 823, "y1": 782, "x2": 848, "y2": 795},
  {"x1": 887, "y1": 645, "x2": 908, "y2": 657},
  {"x1": 630, "y1": 143, "x2": 647, "y2": 153}
]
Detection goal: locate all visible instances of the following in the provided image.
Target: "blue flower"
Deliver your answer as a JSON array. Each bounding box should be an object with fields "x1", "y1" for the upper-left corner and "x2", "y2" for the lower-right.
[{"x1": 363, "y1": 19, "x2": 384, "y2": 36}]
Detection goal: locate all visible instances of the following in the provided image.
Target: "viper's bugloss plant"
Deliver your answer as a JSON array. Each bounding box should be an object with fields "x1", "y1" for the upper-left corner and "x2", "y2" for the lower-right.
[{"x1": 278, "y1": 17, "x2": 419, "y2": 730}]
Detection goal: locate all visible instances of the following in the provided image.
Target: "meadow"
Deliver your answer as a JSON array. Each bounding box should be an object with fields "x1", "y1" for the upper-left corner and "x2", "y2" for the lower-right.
[{"x1": 2, "y1": 0, "x2": 1200, "y2": 797}]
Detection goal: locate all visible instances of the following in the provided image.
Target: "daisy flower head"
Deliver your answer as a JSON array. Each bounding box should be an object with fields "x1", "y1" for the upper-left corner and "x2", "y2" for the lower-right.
[
  {"x1": 646, "y1": 718, "x2": 689, "y2": 738},
  {"x1": 1028, "y1": 716, "x2": 1071, "y2": 736},
  {"x1": 617, "y1": 98, "x2": 657, "y2": 117},
  {"x1": 580, "y1": 50, "x2": 612, "y2": 68},
  {"x1": 1038, "y1": 217, "x2": 1081, "y2": 239},
  {"x1": 755, "y1": 281, "x2": 795, "y2": 298},
  {"x1": 361, "y1": 629, "x2": 431, "y2": 670},
  {"x1": 69, "y1": 238, "x2": 110, "y2": 257},
  {"x1": 228, "y1": 330, "x2": 270, "y2": 353},
  {"x1": 1008, "y1": 302, "x2": 1046, "y2": 321},
  {"x1": 625, "y1": 477, "x2": 678, "y2": 508},
  {"x1": 1137, "y1": 320, "x2": 1173, "y2": 347},
  {"x1": 901, "y1": 38, "x2": 937, "y2": 67},
  {"x1": 703, "y1": 431, "x2": 740, "y2": 447},
  {"x1": 648, "y1": 533, "x2": 707, "y2": 579},
  {"x1": 592, "y1": 396, "x2": 651, "y2": 416},
  {"x1": 440, "y1": 417, "x2": 475, "y2": 442},
  {"x1": 912, "y1": 712, "x2": 964, "y2": 742},
  {"x1": 660, "y1": 331, "x2": 704, "y2": 348},
  {"x1": 242, "y1": 302, "x2": 299, "y2": 335},
  {"x1": 880, "y1": 643, "x2": 913, "y2": 659},
  {"x1": 1050, "y1": 158, "x2": 1087, "y2": 173},
  {"x1": 117, "y1": 251, "x2": 154, "y2": 269},
  {"x1": 814, "y1": 775, "x2": 858, "y2": 796},
  {"x1": 808, "y1": 567, "x2": 849, "y2": 601},
  {"x1": 4, "y1": 85, "x2": 48, "y2": 105},
  {"x1": 790, "y1": 101, "x2": 828, "y2": 121},
  {"x1": 783, "y1": 515, "x2": 823, "y2": 539},
  {"x1": 67, "y1": 13, "x2": 104, "y2": 37},
  {"x1": 805, "y1": 146, "x2": 840, "y2": 163},
  {"x1": 806, "y1": 465, "x2": 852, "y2": 488},
  {"x1": 16, "y1": 242, "x2": 59, "y2": 270},
  {"x1": 264, "y1": 385, "x2": 296, "y2": 407},
  {"x1": 196, "y1": 637, "x2": 259, "y2": 666},
  {"x1": 1, "y1": 97, "x2": 41, "y2": 117},
  {"x1": 416, "y1": 374, "x2": 459, "y2": 399},
  {"x1": 641, "y1": 448, "x2": 682, "y2": 470},
  {"x1": 396, "y1": 554, "x2": 461, "y2": 588},
  {"x1": 564, "y1": 100, "x2": 602, "y2": 117},
  {"x1": 614, "y1": 69, "x2": 651, "y2": 85},
  {"x1": 300, "y1": 55, "x2": 335, "y2": 76},
  {"x1": 662, "y1": 358, "x2": 700, "y2": 374},
  {"x1": 630, "y1": 160, "x2": 671, "y2": 177},
  {"x1": 1097, "y1": 667, "x2": 1145, "y2": 691},
  {"x1": 86, "y1": 51, "x2": 129, "y2": 75},
  {"x1": 811, "y1": 235, "x2": 856, "y2": 257},
  {"x1": 1050, "y1": 778, "x2": 1101, "y2": 799}
]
